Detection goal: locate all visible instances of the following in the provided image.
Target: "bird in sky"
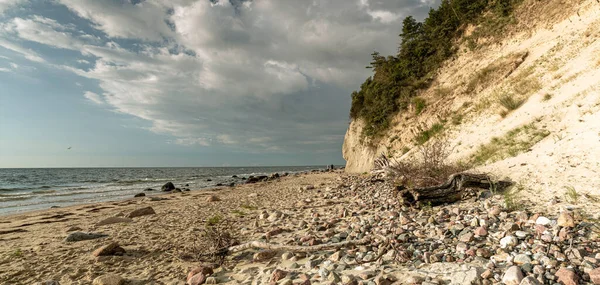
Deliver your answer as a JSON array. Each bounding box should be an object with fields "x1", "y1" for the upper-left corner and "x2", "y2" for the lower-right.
[{"x1": 67, "y1": 147, "x2": 72, "y2": 150}]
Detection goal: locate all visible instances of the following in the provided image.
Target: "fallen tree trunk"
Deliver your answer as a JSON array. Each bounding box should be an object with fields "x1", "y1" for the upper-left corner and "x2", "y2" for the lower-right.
[{"x1": 397, "y1": 173, "x2": 512, "y2": 206}]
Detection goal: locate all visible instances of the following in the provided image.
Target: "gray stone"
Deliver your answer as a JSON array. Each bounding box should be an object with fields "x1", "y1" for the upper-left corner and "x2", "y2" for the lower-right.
[
  {"x1": 95, "y1": 217, "x2": 133, "y2": 226},
  {"x1": 519, "y1": 276, "x2": 542, "y2": 285},
  {"x1": 64, "y1": 232, "x2": 108, "y2": 242}
]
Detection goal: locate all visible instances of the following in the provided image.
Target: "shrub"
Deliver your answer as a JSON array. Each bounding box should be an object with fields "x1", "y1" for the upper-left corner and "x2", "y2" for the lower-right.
[
  {"x1": 415, "y1": 123, "x2": 445, "y2": 145},
  {"x1": 389, "y1": 138, "x2": 471, "y2": 188},
  {"x1": 413, "y1": 97, "x2": 427, "y2": 115},
  {"x1": 498, "y1": 94, "x2": 525, "y2": 111}
]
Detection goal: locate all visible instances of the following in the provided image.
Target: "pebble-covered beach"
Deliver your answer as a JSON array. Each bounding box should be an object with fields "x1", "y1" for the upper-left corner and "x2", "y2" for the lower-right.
[{"x1": 1, "y1": 171, "x2": 599, "y2": 285}]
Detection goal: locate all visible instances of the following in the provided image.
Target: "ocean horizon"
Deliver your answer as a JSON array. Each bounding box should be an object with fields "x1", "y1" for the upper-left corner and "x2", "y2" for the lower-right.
[{"x1": 0, "y1": 166, "x2": 339, "y2": 215}]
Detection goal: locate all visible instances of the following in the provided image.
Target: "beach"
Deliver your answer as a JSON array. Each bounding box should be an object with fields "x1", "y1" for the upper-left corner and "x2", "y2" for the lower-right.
[{"x1": 2, "y1": 170, "x2": 599, "y2": 285}]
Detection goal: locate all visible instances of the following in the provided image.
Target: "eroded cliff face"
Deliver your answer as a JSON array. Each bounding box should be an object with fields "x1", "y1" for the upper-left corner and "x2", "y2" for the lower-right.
[
  {"x1": 342, "y1": 120, "x2": 375, "y2": 174},
  {"x1": 343, "y1": 0, "x2": 600, "y2": 213}
]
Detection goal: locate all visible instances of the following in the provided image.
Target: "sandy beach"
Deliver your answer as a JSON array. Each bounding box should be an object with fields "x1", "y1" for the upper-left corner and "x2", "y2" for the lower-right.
[
  {"x1": 0, "y1": 171, "x2": 343, "y2": 284},
  {"x1": 2, "y1": 170, "x2": 599, "y2": 285}
]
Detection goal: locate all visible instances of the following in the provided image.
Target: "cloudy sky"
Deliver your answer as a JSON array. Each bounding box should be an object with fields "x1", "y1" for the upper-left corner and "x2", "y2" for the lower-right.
[{"x1": 0, "y1": 0, "x2": 437, "y2": 167}]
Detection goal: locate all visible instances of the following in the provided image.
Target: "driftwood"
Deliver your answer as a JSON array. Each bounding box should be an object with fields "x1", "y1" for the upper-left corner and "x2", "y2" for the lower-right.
[{"x1": 398, "y1": 173, "x2": 512, "y2": 206}]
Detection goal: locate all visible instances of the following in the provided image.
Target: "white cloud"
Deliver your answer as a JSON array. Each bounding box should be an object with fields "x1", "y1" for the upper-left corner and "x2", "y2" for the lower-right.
[
  {"x1": 58, "y1": 0, "x2": 174, "y2": 41},
  {"x1": 0, "y1": 38, "x2": 45, "y2": 62},
  {"x1": 1, "y1": 16, "x2": 93, "y2": 50},
  {"x1": 0, "y1": 0, "x2": 25, "y2": 15},
  {"x1": 83, "y1": 91, "x2": 104, "y2": 105},
  {"x1": 9, "y1": 62, "x2": 17, "y2": 68},
  {"x1": 1, "y1": 0, "x2": 436, "y2": 154},
  {"x1": 0, "y1": 67, "x2": 11, "y2": 72},
  {"x1": 173, "y1": 137, "x2": 210, "y2": 146}
]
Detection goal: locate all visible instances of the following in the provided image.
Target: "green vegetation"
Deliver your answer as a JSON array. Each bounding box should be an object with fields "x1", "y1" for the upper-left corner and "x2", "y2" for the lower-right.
[
  {"x1": 469, "y1": 123, "x2": 550, "y2": 165},
  {"x1": 498, "y1": 93, "x2": 525, "y2": 116},
  {"x1": 231, "y1": 210, "x2": 246, "y2": 216},
  {"x1": 12, "y1": 248, "x2": 22, "y2": 258},
  {"x1": 205, "y1": 215, "x2": 223, "y2": 227},
  {"x1": 503, "y1": 186, "x2": 524, "y2": 211},
  {"x1": 466, "y1": 64, "x2": 501, "y2": 93},
  {"x1": 452, "y1": 114, "x2": 463, "y2": 125},
  {"x1": 240, "y1": 203, "x2": 258, "y2": 210},
  {"x1": 415, "y1": 123, "x2": 445, "y2": 145},
  {"x1": 350, "y1": 0, "x2": 523, "y2": 138},
  {"x1": 413, "y1": 97, "x2": 427, "y2": 115},
  {"x1": 565, "y1": 186, "x2": 579, "y2": 203}
]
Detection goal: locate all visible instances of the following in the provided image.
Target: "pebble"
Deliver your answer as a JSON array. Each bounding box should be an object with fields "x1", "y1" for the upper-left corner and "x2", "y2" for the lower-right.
[
  {"x1": 92, "y1": 242, "x2": 125, "y2": 257},
  {"x1": 502, "y1": 266, "x2": 524, "y2": 285},
  {"x1": 500, "y1": 236, "x2": 518, "y2": 248},
  {"x1": 555, "y1": 267, "x2": 579, "y2": 285},
  {"x1": 535, "y1": 216, "x2": 551, "y2": 226},
  {"x1": 92, "y1": 274, "x2": 125, "y2": 285}
]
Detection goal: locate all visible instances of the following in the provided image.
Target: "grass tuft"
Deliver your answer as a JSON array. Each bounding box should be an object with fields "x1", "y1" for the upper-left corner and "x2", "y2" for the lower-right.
[
  {"x1": 413, "y1": 97, "x2": 427, "y2": 115},
  {"x1": 499, "y1": 93, "x2": 525, "y2": 111},
  {"x1": 469, "y1": 123, "x2": 550, "y2": 165},
  {"x1": 564, "y1": 186, "x2": 579, "y2": 203},
  {"x1": 415, "y1": 123, "x2": 445, "y2": 145},
  {"x1": 205, "y1": 215, "x2": 223, "y2": 227}
]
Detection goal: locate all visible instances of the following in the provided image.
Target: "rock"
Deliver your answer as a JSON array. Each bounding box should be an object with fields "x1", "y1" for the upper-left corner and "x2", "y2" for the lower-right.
[
  {"x1": 144, "y1": 188, "x2": 154, "y2": 191},
  {"x1": 127, "y1": 206, "x2": 155, "y2": 218},
  {"x1": 204, "y1": 277, "x2": 217, "y2": 284},
  {"x1": 328, "y1": 271, "x2": 341, "y2": 283},
  {"x1": 95, "y1": 217, "x2": 133, "y2": 226},
  {"x1": 535, "y1": 216, "x2": 551, "y2": 225},
  {"x1": 271, "y1": 269, "x2": 288, "y2": 283},
  {"x1": 246, "y1": 175, "x2": 268, "y2": 183},
  {"x1": 489, "y1": 206, "x2": 501, "y2": 216},
  {"x1": 557, "y1": 211, "x2": 575, "y2": 228},
  {"x1": 92, "y1": 242, "x2": 125, "y2": 257},
  {"x1": 35, "y1": 281, "x2": 60, "y2": 285},
  {"x1": 161, "y1": 182, "x2": 175, "y2": 191},
  {"x1": 555, "y1": 267, "x2": 579, "y2": 285},
  {"x1": 187, "y1": 266, "x2": 214, "y2": 282},
  {"x1": 474, "y1": 227, "x2": 488, "y2": 237},
  {"x1": 253, "y1": 250, "x2": 277, "y2": 262},
  {"x1": 500, "y1": 236, "x2": 518, "y2": 248},
  {"x1": 206, "y1": 195, "x2": 220, "y2": 202},
  {"x1": 64, "y1": 232, "x2": 108, "y2": 242},
  {"x1": 92, "y1": 274, "x2": 125, "y2": 285},
  {"x1": 66, "y1": 226, "x2": 82, "y2": 232},
  {"x1": 502, "y1": 266, "x2": 524, "y2": 285},
  {"x1": 588, "y1": 267, "x2": 600, "y2": 284},
  {"x1": 513, "y1": 254, "x2": 532, "y2": 265},
  {"x1": 188, "y1": 273, "x2": 206, "y2": 285},
  {"x1": 134, "y1": 193, "x2": 145, "y2": 197},
  {"x1": 519, "y1": 276, "x2": 542, "y2": 285}
]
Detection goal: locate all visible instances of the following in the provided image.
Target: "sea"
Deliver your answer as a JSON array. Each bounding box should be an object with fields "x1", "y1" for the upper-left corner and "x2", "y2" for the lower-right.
[{"x1": 0, "y1": 166, "x2": 328, "y2": 215}]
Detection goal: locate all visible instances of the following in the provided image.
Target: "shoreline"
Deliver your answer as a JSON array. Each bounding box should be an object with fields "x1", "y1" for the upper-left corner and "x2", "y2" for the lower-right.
[
  {"x1": 0, "y1": 166, "x2": 337, "y2": 216},
  {"x1": 2, "y1": 170, "x2": 598, "y2": 285}
]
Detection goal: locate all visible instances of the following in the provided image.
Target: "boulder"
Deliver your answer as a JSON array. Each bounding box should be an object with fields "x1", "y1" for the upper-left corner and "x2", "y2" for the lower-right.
[
  {"x1": 143, "y1": 188, "x2": 154, "y2": 191},
  {"x1": 95, "y1": 217, "x2": 133, "y2": 227},
  {"x1": 92, "y1": 242, "x2": 125, "y2": 257},
  {"x1": 271, "y1": 269, "x2": 288, "y2": 283},
  {"x1": 161, "y1": 182, "x2": 175, "y2": 191},
  {"x1": 187, "y1": 273, "x2": 205, "y2": 285},
  {"x1": 127, "y1": 206, "x2": 155, "y2": 218},
  {"x1": 92, "y1": 274, "x2": 125, "y2": 285},
  {"x1": 133, "y1": 193, "x2": 145, "y2": 197}
]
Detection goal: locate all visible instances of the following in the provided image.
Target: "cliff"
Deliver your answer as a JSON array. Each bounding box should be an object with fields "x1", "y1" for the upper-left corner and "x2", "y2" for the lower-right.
[{"x1": 343, "y1": 0, "x2": 600, "y2": 209}]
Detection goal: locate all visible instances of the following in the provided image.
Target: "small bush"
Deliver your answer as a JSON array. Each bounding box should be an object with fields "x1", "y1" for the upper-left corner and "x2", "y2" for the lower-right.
[
  {"x1": 413, "y1": 97, "x2": 427, "y2": 115},
  {"x1": 451, "y1": 114, "x2": 463, "y2": 125},
  {"x1": 206, "y1": 215, "x2": 223, "y2": 227},
  {"x1": 415, "y1": 123, "x2": 445, "y2": 145},
  {"x1": 542, "y1": 93, "x2": 552, "y2": 101},
  {"x1": 240, "y1": 203, "x2": 258, "y2": 210},
  {"x1": 498, "y1": 94, "x2": 525, "y2": 111},
  {"x1": 390, "y1": 138, "x2": 471, "y2": 188}
]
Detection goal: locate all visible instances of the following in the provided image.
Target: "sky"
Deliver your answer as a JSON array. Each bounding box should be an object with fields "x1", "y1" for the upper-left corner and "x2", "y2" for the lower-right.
[{"x1": 0, "y1": 0, "x2": 438, "y2": 168}]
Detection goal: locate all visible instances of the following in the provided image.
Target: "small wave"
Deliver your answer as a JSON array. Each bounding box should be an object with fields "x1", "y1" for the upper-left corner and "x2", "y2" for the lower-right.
[
  {"x1": 0, "y1": 196, "x2": 33, "y2": 202},
  {"x1": 31, "y1": 190, "x2": 57, "y2": 194}
]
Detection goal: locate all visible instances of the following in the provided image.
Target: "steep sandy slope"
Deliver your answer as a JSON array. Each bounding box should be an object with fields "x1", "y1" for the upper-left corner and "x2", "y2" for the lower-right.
[{"x1": 343, "y1": 0, "x2": 600, "y2": 213}]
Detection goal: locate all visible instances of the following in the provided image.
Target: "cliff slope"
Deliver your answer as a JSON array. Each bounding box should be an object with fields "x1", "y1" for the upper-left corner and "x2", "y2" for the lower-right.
[{"x1": 343, "y1": 0, "x2": 600, "y2": 211}]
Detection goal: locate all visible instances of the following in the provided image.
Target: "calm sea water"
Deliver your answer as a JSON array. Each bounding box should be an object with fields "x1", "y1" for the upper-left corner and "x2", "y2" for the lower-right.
[{"x1": 0, "y1": 166, "x2": 326, "y2": 215}]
